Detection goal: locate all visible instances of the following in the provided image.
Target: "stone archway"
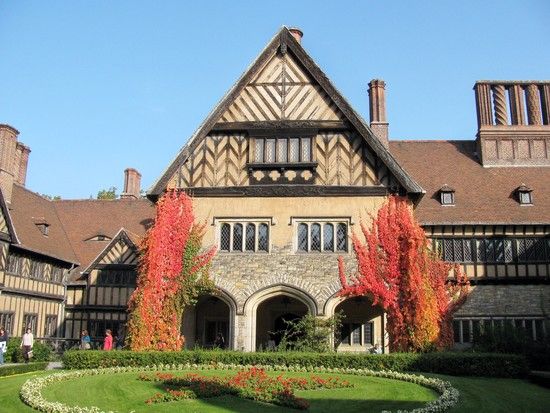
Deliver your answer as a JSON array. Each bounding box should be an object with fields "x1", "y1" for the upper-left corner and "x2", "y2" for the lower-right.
[
  {"x1": 243, "y1": 285, "x2": 317, "y2": 351},
  {"x1": 182, "y1": 292, "x2": 236, "y2": 350},
  {"x1": 325, "y1": 295, "x2": 386, "y2": 353}
]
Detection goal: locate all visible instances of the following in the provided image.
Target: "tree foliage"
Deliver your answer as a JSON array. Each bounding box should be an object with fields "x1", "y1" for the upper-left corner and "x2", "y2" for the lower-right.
[
  {"x1": 338, "y1": 196, "x2": 469, "y2": 352},
  {"x1": 277, "y1": 313, "x2": 344, "y2": 353},
  {"x1": 127, "y1": 190, "x2": 216, "y2": 351},
  {"x1": 96, "y1": 186, "x2": 117, "y2": 199}
]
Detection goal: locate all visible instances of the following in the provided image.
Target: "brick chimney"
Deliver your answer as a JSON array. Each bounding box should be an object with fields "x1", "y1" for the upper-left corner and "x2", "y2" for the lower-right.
[
  {"x1": 368, "y1": 79, "x2": 389, "y2": 147},
  {"x1": 121, "y1": 168, "x2": 141, "y2": 199},
  {"x1": 15, "y1": 142, "x2": 31, "y2": 186},
  {"x1": 0, "y1": 124, "x2": 21, "y2": 203},
  {"x1": 288, "y1": 27, "x2": 303, "y2": 44}
]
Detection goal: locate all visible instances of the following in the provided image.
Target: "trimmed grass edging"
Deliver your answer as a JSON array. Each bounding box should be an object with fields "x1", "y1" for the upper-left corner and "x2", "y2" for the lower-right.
[
  {"x1": 0, "y1": 362, "x2": 49, "y2": 378},
  {"x1": 20, "y1": 363, "x2": 459, "y2": 413}
]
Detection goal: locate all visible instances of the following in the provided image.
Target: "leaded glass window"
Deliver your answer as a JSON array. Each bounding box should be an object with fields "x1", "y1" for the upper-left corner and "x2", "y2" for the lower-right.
[
  {"x1": 254, "y1": 137, "x2": 313, "y2": 163},
  {"x1": 311, "y1": 223, "x2": 321, "y2": 251},
  {"x1": 233, "y1": 224, "x2": 243, "y2": 252},
  {"x1": 295, "y1": 221, "x2": 348, "y2": 253},
  {"x1": 323, "y1": 224, "x2": 334, "y2": 251},
  {"x1": 220, "y1": 223, "x2": 231, "y2": 251},
  {"x1": 337, "y1": 224, "x2": 347, "y2": 251},
  {"x1": 245, "y1": 224, "x2": 256, "y2": 251},
  {"x1": 258, "y1": 224, "x2": 269, "y2": 252},
  {"x1": 298, "y1": 223, "x2": 308, "y2": 252}
]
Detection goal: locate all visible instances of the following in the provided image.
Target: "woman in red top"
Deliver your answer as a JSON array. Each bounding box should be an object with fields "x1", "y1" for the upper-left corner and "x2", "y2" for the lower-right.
[{"x1": 103, "y1": 329, "x2": 113, "y2": 351}]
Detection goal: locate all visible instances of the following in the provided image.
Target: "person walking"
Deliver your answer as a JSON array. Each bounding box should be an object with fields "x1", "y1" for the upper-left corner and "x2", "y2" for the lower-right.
[
  {"x1": 103, "y1": 329, "x2": 113, "y2": 351},
  {"x1": 80, "y1": 330, "x2": 91, "y2": 350},
  {"x1": 20, "y1": 328, "x2": 34, "y2": 363},
  {"x1": 0, "y1": 327, "x2": 8, "y2": 365}
]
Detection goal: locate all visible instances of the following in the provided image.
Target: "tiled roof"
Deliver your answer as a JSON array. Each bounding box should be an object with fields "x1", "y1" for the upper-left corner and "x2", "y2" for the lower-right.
[
  {"x1": 10, "y1": 185, "x2": 78, "y2": 263},
  {"x1": 390, "y1": 140, "x2": 550, "y2": 225},
  {"x1": 53, "y1": 198, "x2": 155, "y2": 279}
]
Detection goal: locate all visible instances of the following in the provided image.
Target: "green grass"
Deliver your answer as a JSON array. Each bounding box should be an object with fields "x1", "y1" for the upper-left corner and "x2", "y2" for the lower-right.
[
  {"x1": 1, "y1": 369, "x2": 549, "y2": 412},
  {"x1": 40, "y1": 370, "x2": 437, "y2": 412}
]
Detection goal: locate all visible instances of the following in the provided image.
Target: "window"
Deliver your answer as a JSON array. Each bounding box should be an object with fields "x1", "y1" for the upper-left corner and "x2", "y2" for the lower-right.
[
  {"x1": 340, "y1": 322, "x2": 374, "y2": 346},
  {"x1": 44, "y1": 315, "x2": 57, "y2": 337},
  {"x1": 433, "y1": 237, "x2": 549, "y2": 264},
  {"x1": 88, "y1": 320, "x2": 123, "y2": 339},
  {"x1": 516, "y1": 184, "x2": 533, "y2": 205},
  {"x1": 253, "y1": 137, "x2": 312, "y2": 163},
  {"x1": 6, "y1": 252, "x2": 23, "y2": 275},
  {"x1": 0, "y1": 312, "x2": 14, "y2": 335},
  {"x1": 218, "y1": 220, "x2": 270, "y2": 253},
  {"x1": 23, "y1": 313, "x2": 38, "y2": 335},
  {"x1": 296, "y1": 221, "x2": 348, "y2": 253},
  {"x1": 453, "y1": 318, "x2": 546, "y2": 344},
  {"x1": 439, "y1": 185, "x2": 455, "y2": 206},
  {"x1": 97, "y1": 269, "x2": 137, "y2": 286}
]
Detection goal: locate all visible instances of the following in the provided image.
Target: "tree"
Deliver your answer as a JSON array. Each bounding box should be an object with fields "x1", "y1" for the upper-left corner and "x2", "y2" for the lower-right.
[
  {"x1": 277, "y1": 312, "x2": 344, "y2": 352},
  {"x1": 96, "y1": 187, "x2": 117, "y2": 199},
  {"x1": 41, "y1": 194, "x2": 61, "y2": 200},
  {"x1": 126, "y1": 190, "x2": 216, "y2": 351},
  {"x1": 338, "y1": 196, "x2": 469, "y2": 352}
]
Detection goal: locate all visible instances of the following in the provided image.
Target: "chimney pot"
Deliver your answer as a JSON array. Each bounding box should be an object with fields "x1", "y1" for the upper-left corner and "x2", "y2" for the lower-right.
[
  {"x1": 121, "y1": 168, "x2": 141, "y2": 199},
  {"x1": 15, "y1": 142, "x2": 31, "y2": 186},
  {"x1": 288, "y1": 27, "x2": 303, "y2": 44},
  {"x1": 368, "y1": 79, "x2": 389, "y2": 148}
]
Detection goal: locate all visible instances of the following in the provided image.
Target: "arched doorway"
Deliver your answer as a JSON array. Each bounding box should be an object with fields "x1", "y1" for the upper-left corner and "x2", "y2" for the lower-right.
[
  {"x1": 255, "y1": 295, "x2": 308, "y2": 350},
  {"x1": 332, "y1": 296, "x2": 384, "y2": 352},
  {"x1": 182, "y1": 295, "x2": 233, "y2": 349}
]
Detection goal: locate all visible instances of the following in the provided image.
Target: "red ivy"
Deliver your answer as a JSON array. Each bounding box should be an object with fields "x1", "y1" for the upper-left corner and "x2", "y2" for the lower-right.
[
  {"x1": 338, "y1": 196, "x2": 469, "y2": 352},
  {"x1": 127, "y1": 190, "x2": 216, "y2": 351}
]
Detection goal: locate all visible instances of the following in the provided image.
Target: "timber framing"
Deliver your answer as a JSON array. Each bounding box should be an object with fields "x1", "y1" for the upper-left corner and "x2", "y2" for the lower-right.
[
  {"x1": 81, "y1": 228, "x2": 138, "y2": 275},
  {"x1": 183, "y1": 185, "x2": 390, "y2": 198},
  {"x1": 148, "y1": 27, "x2": 424, "y2": 197}
]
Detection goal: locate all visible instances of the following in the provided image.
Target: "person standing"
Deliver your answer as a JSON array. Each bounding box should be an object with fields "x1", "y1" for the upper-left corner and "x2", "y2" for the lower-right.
[
  {"x1": 0, "y1": 327, "x2": 8, "y2": 364},
  {"x1": 80, "y1": 330, "x2": 91, "y2": 350},
  {"x1": 103, "y1": 329, "x2": 113, "y2": 351},
  {"x1": 20, "y1": 328, "x2": 34, "y2": 363}
]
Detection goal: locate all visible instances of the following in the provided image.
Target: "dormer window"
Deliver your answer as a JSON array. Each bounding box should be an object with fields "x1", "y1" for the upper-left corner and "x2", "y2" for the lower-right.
[
  {"x1": 33, "y1": 218, "x2": 49, "y2": 236},
  {"x1": 439, "y1": 185, "x2": 455, "y2": 206},
  {"x1": 516, "y1": 184, "x2": 533, "y2": 205},
  {"x1": 85, "y1": 234, "x2": 112, "y2": 242}
]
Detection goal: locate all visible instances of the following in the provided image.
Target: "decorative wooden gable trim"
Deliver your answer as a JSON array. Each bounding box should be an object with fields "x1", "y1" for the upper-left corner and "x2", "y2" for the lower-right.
[
  {"x1": 82, "y1": 228, "x2": 139, "y2": 275},
  {"x1": 149, "y1": 27, "x2": 423, "y2": 197},
  {"x1": 0, "y1": 187, "x2": 17, "y2": 243},
  {"x1": 219, "y1": 52, "x2": 344, "y2": 123}
]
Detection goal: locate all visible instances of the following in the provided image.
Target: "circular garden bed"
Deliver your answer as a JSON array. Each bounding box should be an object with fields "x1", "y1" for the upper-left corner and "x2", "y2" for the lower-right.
[{"x1": 20, "y1": 364, "x2": 459, "y2": 412}]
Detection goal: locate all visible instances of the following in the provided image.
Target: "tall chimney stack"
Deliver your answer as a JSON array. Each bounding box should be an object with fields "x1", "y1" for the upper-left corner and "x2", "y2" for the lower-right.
[
  {"x1": 121, "y1": 168, "x2": 141, "y2": 199},
  {"x1": 0, "y1": 124, "x2": 20, "y2": 203},
  {"x1": 15, "y1": 142, "x2": 31, "y2": 186},
  {"x1": 288, "y1": 27, "x2": 303, "y2": 44},
  {"x1": 368, "y1": 79, "x2": 389, "y2": 147}
]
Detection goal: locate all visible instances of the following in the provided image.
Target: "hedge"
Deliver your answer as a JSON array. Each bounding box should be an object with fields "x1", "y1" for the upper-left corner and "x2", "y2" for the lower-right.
[
  {"x1": 5, "y1": 338, "x2": 52, "y2": 363},
  {"x1": 62, "y1": 350, "x2": 529, "y2": 378},
  {"x1": 0, "y1": 362, "x2": 49, "y2": 377}
]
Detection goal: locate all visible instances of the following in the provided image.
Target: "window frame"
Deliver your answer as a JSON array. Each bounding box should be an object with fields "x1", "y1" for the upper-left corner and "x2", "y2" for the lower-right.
[
  {"x1": 252, "y1": 136, "x2": 314, "y2": 165},
  {"x1": 292, "y1": 218, "x2": 351, "y2": 253},
  {"x1": 0, "y1": 312, "x2": 15, "y2": 335},
  {"x1": 215, "y1": 218, "x2": 273, "y2": 254}
]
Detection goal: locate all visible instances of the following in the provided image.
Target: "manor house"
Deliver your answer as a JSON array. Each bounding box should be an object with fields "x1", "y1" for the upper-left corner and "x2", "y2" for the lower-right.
[{"x1": 0, "y1": 27, "x2": 548, "y2": 352}]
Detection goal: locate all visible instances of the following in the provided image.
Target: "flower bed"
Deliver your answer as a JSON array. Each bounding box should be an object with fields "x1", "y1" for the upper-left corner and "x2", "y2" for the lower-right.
[
  {"x1": 20, "y1": 363, "x2": 460, "y2": 413},
  {"x1": 139, "y1": 367, "x2": 353, "y2": 409}
]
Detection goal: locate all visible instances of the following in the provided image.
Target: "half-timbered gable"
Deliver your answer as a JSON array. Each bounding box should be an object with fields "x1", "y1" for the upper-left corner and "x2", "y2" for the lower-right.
[{"x1": 151, "y1": 27, "x2": 422, "y2": 198}]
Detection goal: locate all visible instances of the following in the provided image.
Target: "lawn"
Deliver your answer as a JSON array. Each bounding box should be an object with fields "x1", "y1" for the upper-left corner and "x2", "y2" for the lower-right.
[{"x1": 1, "y1": 369, "x2": 549, "y2": 413}]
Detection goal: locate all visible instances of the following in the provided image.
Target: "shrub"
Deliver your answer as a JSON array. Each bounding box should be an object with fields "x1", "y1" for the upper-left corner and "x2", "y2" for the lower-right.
[
  {"x1": 5, "y1": 338, "x2": 52, "y2": 363},
  {"x1": 0, "y1": 361, "x2": 48, "y2": 377},
  {"x1": 62, "y1": 349, "x2": 529, "y2": 378},
  {"x1": 472, "y1": 323, "x2": 550, "y2": 370}
]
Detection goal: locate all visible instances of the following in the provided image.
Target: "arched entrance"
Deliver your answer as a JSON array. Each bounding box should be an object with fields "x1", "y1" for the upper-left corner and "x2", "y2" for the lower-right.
[
  {"x1": 330, "y1": 296, "x2": 385, "y2": 352},
  {"x1": 182, "y1": 294, "x2": 234, "y2": 349},
  {"x1": 256, "y1": 296, "x2": 308, "y2": 350},
  {"x1": 243, "y1": 285, "x2": 317, "y2": 351}
]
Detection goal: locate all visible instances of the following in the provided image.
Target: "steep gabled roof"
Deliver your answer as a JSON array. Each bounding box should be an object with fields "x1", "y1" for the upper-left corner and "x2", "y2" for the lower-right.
[
  {"x1": 149, "y1": 27, "x2": 423, "y2": 197},
  {"x1": 9, "y1": 185, "x2": 78, "y2": 264},
  {"x1": 53, "y1": 198, "x2": 155, "y2": 278},
  {"x1": 80, "y1": 228, "x2": 139, "y2": 275}
]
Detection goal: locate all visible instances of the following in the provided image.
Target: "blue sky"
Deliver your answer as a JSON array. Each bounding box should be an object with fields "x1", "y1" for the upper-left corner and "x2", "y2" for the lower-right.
[{"x1": 1, "y1": 1, "x2": 549, "y2": 199}]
